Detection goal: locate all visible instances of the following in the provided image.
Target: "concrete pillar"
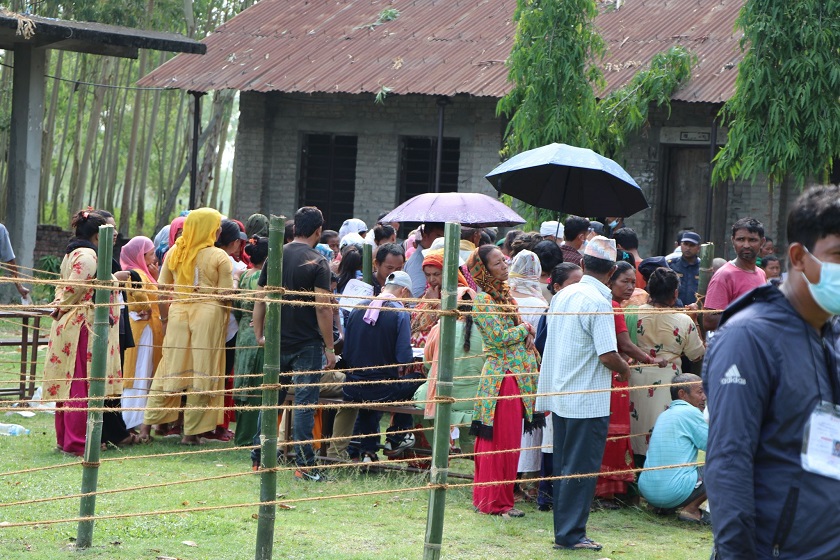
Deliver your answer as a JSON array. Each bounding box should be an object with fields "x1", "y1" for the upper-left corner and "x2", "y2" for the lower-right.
[{"x1": 6, "y1": 45, "x2": 46, "y2": 275}]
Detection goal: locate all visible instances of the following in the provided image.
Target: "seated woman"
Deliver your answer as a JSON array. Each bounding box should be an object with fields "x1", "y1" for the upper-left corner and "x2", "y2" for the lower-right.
[
  {"x1": 413, "y1": 287, "x2": 485, "y2": 454},
  {"x1": 630, "y1": 267, "x2": 706, "y2": 464}
]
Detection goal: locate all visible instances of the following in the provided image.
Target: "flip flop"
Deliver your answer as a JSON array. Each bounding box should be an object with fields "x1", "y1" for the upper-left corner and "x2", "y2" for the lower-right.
[
  {"x1": 554, "y1": 537, "x2": 603, "y2": 551},
  {"x1": 499, "y1": 508, "x2": 525, "y2": 518},
  {"x1": 678, "y1": 510, "x2": 712, "y2": 525}
]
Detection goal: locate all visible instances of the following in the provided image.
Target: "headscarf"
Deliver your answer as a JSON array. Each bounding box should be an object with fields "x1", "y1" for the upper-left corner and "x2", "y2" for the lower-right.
[
  {"x1": 154, "y1": 225, "x2": 171, "y2": 263},
  {"x1": 466, "y1": 247, "x2": 520, "y2": 325},
  {"x1": 508, "y1": 250, "x2": 545, "y2": 301},
  {"x1": 339, "y1": 218, "x2": 367, "y2": 240},
  {"x1": 421, "y1": 250, "x2": 468, "y2": 287},
  {"x1": 120, "y1": 236, "x2": 156, "y2": 284},
  {"x1": 339, "y1": 232, "x2": 365, "y2": 250},
  {"x1": 245, "y1": 213, "x2": 269, "y2": 238},
  {"x1": 169, "y1": 216, "x2": 187, "y2": 248},
  {"x1": 165, "y1": 207, "x2": 222, "y2": 288}
]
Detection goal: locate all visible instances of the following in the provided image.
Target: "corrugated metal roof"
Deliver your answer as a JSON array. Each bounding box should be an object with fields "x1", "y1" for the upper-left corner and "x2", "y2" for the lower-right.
[
  {"x1": 139, "y1": 0, "x2": 517, "y2": 96},
  {"x1": 597, "y1": 0, "x2": 744, "y2": 103},
  {"x1": 139, "y1": 0, "x2": 744, "y2": 103}
]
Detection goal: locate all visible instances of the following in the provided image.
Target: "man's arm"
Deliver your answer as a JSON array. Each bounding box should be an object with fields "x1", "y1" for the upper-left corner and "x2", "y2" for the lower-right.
[
  {"x1": 4, "y1": 259, "x2": 29, "y2": 297},
  {"x1": 702, "y1": 311, "x2": 721, "y2": 333},
  {"x1": 599, "y1": 351, "x2": 631, "y2": 380},
  {"x1": 704, "y1": 325, "x2": 771, "y2": 559},
  {"x1": 315, "y1": 287, "x2": 336, "y2": 368}
]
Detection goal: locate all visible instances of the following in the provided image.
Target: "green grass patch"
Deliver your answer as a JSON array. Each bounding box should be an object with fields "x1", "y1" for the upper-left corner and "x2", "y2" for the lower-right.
[{"x1": 0, "y1": 413, "x2": 713, "y2": 559}]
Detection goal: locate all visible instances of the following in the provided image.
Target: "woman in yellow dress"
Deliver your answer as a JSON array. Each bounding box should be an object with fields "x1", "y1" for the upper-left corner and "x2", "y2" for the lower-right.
[
  {"x1": 43, "y1": 209, "x2": 126, "y2": 456},
  {"x1": 119, "y1": 236, "x2": 163, "y2": 432},
  {"x1": 138, "y1": 208, "x2": 233, "y2": 445}
]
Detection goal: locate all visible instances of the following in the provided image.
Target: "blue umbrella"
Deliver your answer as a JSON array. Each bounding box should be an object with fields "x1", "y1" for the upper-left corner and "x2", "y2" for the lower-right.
[{"x1": 485, "y1": 143, "x2": 649, "y2": 217}]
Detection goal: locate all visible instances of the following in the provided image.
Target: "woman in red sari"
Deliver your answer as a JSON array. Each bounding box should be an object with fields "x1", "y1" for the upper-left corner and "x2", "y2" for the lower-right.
[{"x1": 595, "y1": 261, "x2": 666, "y2": 508}]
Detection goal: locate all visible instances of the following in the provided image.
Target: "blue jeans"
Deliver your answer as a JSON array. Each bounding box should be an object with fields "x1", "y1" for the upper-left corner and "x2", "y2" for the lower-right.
[
  {"x1": 283, "y1": 344, "x2": 323, "y2": 467},
  {"x1": 250, "y1": 343, "x2": 324, "y2": 467}
]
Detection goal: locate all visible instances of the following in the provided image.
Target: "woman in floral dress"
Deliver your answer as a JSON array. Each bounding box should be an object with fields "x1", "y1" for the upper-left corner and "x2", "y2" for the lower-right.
[
  {"x1": 630, "y1": 267, "x2": 705, "y2": 461},
  {"x1": 43, "y1": 209, "x2": 127, "y2": 456},
  {"x1": 468, "y1": 245, "x2": 543, "y2": 518}
]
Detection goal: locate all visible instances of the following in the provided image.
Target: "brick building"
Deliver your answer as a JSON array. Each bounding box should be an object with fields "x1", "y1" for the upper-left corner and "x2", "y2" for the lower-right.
[{"x1": 140, "y1": 0, "x2": 801, "y2": 258}]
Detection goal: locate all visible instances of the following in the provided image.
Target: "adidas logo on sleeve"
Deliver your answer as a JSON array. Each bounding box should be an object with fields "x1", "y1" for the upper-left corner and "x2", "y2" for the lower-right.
[{"x1": 720, "y1": 364, "x2": 747, "y2": 386}]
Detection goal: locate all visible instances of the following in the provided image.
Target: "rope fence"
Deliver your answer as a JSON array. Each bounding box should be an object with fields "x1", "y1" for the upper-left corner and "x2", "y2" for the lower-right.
[{"x1": 0, "y1": 226, "x2": 713, "y2": 559}]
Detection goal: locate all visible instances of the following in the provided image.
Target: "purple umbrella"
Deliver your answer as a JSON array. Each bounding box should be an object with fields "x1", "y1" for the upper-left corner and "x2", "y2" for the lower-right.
[{"x1": 380, "y1": 192, "x2": 526, "y2": 227}]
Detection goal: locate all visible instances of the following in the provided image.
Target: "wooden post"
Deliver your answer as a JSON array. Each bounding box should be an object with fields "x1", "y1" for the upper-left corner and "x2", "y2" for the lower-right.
[
  {"x1": 75, "y1": 224, "x2": 114, "y2": 548},
  {"x1": 422, "y1": 221, "x2": 460, "y2": 560},
  {"x1": 255, "y1": 215, "x2": 284, "y2": 560},
  {"x1": 362, "y1": 243, "x2": 373, "y2": 285},
  {"x1": 697, "y1": 242, "x2": 715, "y2": 332}
]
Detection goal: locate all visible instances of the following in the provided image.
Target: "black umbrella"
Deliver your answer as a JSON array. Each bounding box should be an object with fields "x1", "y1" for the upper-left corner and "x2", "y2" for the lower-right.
[{"x1": 485, "y1": 143, "x2": 649, "y2": 216}]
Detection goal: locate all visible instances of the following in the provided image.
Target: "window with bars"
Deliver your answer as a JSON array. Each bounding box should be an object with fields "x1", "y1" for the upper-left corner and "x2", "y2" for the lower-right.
[
  {"x1": 298, "y1": 134, "x2": 358, "y2": 230},
  {"x1": 398, "y1": 136, "x2": 460, "y2": 204}
]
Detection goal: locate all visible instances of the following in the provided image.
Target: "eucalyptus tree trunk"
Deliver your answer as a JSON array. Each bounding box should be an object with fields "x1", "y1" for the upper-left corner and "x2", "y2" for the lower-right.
[
  {"x1": 71, "y1": 57, "x2": 111, "y2": 219},
  {"x1": 50, "y1": 53, "x2": 81, "y2": 222},
  {"x1": 39, "y1": 50, "x2": 61, "y2": 222}
]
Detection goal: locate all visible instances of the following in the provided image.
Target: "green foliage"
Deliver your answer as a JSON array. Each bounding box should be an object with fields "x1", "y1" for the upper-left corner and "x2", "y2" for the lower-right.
[
  {"x1": 713, "y1": 0, "x2": 840, "y2": 187},
  {"x1": 356, "y1": 8, "x2": 401, "y2": 31},
  {"x1": 595, "y1": 46, "x2": 697, "y2": 157},
  {"x1": 497, "y1": 0, "x2": 605, "y2": 158},
  {"x1": 498, "y1": 0, "x2": 696, "y2": 221},
  {"x1": 32, "y1": 254, "x2": 61, "y2": 303}
]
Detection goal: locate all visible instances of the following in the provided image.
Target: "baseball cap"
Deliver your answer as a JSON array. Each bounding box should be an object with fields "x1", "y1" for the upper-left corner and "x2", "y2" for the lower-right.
[
  {"x1": 385, "y1": 271, "x2": 413, "y2": 293},
  {"x1": 681, "y1": 231, "x2": 701, "y2": 245},
  {"x1": 638, "y1": 256, "x2": 669, "y2": 281}
]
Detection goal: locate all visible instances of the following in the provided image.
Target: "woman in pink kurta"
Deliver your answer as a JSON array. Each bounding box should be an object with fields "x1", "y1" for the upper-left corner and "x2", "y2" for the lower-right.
[{"x1": 43, "y1": 210, "x2": 125, "y2": 456}]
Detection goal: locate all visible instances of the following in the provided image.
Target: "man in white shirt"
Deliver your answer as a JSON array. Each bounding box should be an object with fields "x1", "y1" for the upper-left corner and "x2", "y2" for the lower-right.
[{"x1": 537, "y1": 236, "x2": 631, "y2": 552}]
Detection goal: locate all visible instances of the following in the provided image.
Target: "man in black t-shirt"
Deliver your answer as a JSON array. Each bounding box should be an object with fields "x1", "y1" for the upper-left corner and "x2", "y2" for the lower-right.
[{"x1": 253, "y1": 207, "x2": 335, "y2": 481}]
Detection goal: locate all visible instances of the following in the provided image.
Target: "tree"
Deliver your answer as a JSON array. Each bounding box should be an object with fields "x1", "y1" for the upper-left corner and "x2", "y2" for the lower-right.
[
  {"x1": 712, "y1": 0, "x2": 840, "y2": 187},
  {"x1": 498, "y1": 0, "x2": 696, "y2": 225}
]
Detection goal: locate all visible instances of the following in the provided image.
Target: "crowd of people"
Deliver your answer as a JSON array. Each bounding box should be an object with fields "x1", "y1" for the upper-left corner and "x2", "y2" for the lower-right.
[{"x1": 40, "y1": 183, "x2": 840, "y2": 556}]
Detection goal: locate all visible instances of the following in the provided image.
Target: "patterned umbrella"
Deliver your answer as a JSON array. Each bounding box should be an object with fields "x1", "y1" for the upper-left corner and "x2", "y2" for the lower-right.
[
  {"x1": 485, "y1": 143, "x2": 649, "y2": 217},
  {"x1": 380, "y1": 192, "x2": 526, "y2": 227}
]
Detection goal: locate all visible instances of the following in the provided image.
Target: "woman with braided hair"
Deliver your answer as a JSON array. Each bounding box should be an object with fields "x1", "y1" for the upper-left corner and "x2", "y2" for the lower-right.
[{"x1": 468, "y1": 245, "x2": 544, "y2": 518}]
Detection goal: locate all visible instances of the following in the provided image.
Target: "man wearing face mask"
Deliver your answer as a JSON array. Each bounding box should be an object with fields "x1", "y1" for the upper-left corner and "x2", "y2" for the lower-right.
[{"x1": 704, "y1": 185, "x2": 840, "y2": 559}]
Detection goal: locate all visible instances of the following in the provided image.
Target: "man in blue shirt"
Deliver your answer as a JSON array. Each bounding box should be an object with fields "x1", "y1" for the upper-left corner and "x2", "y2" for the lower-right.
[
  {"x1": 328, "y1": 271, "x2": 422, "y2": 461},
  {"x1": 639, "y1": 373, "x2": 708, "y2": 523},
  {"x1": 667, "y1": 231, "x2": 702, "y2": 305}
]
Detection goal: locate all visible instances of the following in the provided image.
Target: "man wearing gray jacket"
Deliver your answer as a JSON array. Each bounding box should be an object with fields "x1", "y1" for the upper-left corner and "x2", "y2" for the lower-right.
[{"x1": 704, "y1": 185, "x2": 840, "y2": 559}]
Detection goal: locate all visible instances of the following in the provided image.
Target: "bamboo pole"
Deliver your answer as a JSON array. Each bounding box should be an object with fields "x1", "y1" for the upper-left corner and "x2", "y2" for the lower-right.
[
  {"x1": 362, "y1": 243, "x2": 373, "y2": 285},
  {"x1": 697, "y1": 242, "x2": 714, "y2": 332},
  {"x1": 422, "y1": 221, "x2": 460, "y2": 560},
  {"x1": 255, "y1": 215, "x2": 285, "y2": 560},
  {"x1": 75, "y1": 224, "x2": 114, "y2": 548}
]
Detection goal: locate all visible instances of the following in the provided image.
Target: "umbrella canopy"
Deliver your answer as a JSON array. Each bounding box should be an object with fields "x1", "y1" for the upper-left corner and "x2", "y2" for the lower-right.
[
  {"x1": 380, "y1": 192, "x2": 526, "y2": 227},
  {"x1": 485, "y1": 143, "x2": 649, "y2": 217}
]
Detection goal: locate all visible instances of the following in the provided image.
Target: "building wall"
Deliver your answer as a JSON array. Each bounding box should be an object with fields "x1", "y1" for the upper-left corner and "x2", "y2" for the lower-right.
[
  {"x1": 233, "y1": 93, "x2": 806, "y2": 261},
  {"x1": 232, "y1": 92, "x2": 502, "y2": 230},
  {"x1": 619, "y1": 101, "x2": 801, "y2": 259}
]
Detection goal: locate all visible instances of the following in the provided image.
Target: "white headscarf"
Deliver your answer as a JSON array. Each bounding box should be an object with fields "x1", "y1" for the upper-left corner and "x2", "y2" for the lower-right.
[
  {"x1": 339, "y1": 218, "x2": 368, "y2": 240},
  {"x1": 508, "y1": 250, "x2": 545, "y2": 301}
]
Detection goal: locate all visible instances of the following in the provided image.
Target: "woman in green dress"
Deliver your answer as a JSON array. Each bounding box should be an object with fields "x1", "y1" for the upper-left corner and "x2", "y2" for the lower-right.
[{"x1": 233, "y1": 236, "x2": 268, "y2": 447}]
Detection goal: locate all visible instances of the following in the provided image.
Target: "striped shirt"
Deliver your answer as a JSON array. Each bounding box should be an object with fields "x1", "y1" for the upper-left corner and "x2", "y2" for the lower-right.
[{"x1": 537, "y1": 275, "x2": 617, "y2": 419}]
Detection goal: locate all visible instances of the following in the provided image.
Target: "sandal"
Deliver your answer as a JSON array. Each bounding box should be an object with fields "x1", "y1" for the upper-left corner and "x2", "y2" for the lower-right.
[
  {"x1": 554, "y1": 537, "x2": 603, "y2": 551},
  {"x1": 678, "y1": 510, "x2": 712, "y2": 526},
  {"x1": 499, "y1": 508, "x2": 525, "y2": 518},
  {"x1": 138, "y1": 434, "x2": 154, "y2": 444}
]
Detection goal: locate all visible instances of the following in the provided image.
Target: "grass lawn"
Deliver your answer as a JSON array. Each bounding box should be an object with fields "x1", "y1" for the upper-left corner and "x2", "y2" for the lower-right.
[{"x1": 0, "y1": 322, "x2": 713, "y2": 559}]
